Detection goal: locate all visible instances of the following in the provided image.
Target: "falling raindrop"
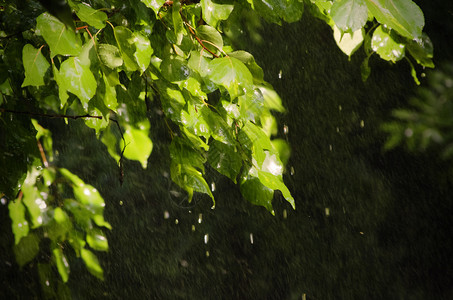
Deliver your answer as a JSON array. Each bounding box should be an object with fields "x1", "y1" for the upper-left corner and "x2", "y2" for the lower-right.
[
  {"x1": 325, "y1": 207, "x2": 330, "y2": 216},
  {"x1": 175, "y1": 219, "x2": 179, "y2": 225},
  {"x1": 283, "y1": 209, "x2": 287, "y2": 219},
  {"x1": 336, "y1": 127, "x2": 340, "y2": 133},
  {"x1": 283, "y1": 124, "x2": 289, "y2": 135},
  {"x1": 338, "y1": 105, "x2": 342, "y2": 112},
  {"x1": 329, "y1": 144, "x2": 333, "y2": 151},
  {"x1": 192, "y1": 225, "x2": 196, "y2": 231},
  {"x1": 164, "y1": 211, "x2": 170, "y2": 219},
  {"x1": 360, "y1": 120, "x2": 365, "y2": 128},
  {"x1": 198, "y1": 213, "x2": 202, "y2": 224},
  {"x1": 290, "y1": 166, "x2": 295, "y2": 176},
  {"x1": 45, "y1": 280, "x2": 50, "y2": 286},
  {"x1": 249, "y1": 233, "x2": 254, "y2": 244},
  {"x1": 278, "y1": 70, "x2": 282, "y2": 79},
  {"x1": 204, "y1": 234, "x2": 209, "y2": 244},
  {"x1": 205, "y1": 250, "x2": 210, "y2": 257},
  {"x1": 1, "y1": 198, "x2": 6, "y2": 205},
  {"x1": 211, "y1": 182, "x2": 215, "y2": 192},
  {"x1": 119, "y1": 200, "x2": 123, "y2": 206}
]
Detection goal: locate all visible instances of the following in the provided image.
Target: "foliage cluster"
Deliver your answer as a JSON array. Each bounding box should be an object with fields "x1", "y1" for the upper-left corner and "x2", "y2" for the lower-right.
[{"x1": 0, "y1": 0, "x2": 433, "y2": 296}]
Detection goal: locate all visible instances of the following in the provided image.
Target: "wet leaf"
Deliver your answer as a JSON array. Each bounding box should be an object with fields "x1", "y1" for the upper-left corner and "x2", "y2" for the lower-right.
[
  {"x1": 240, "y1": 176, "x2": 274, "y2": 213},
  {"x1": 120, "y1": 125, "x2": 153, "y2": 169},
  {"x1": 59, "y1": 57, "x2": 97, "y2": 107},
  {"x1": 52, "y1": 245, "x2": 70, "y2": 282},
  {"x1": 98, "y1": 44, "x2": 123, "y2": 69},
  {"x1": 134, "y1": 32, "x2": 153, "y2": 73},
  {"x1": 36, "y1": 13, "x2": 82, "y2": 57},
  {"x1": 258, "y1": 171, "x2": 295, "y2": 209},
  {"x1": 208, "y1": 57, "x2": 253, "y2": 100},
  {"x1": 114, "y1": 26, "x2": 139, "y2": 72},
  {"x1": 258, "y1": 84, "x2": 285, "y2": 112},
  {"x1": 141, "y1": 0, "x2": 167, "y2": 15},
  {"x1": 74, "y1": 2, "x2": 107, "y2": 29},
  {"x1": 331, "y1": 0, "x2": 368, "y2": 32},
  {"x1": 14, "y1": 232, "x2": 40, "y2": 267},
  {"x1": 200, "y1": 0, "x2": 234, "y2": 28},
  {"x1": 8, "y1": 200, "x2": 29, "y2": 245},
  {"x1": 208, "y1": 140, "x2": 242, "y2": 183},
  {"x1": 170, "y1": 136, "x2": 206, "y2": 172},
  {"x1": 196, "y1": 25, "x2": 223, "y2": 54},
  {"x1": 21, "y1": 44, "x2": 50, "y2": 87},
  {"x1": 365, "y1": 0, "x2": 424, "y2": 39},
  {"x1": 81, "y1": 248, "x2": 104, "y2": 280},
  {"x1": 171, "y1": 162, "x2": 214, "y2": 203},
  {"x1": 333, "y1": 26, "x2": 364, "y2": 57},
  {"x1": 228, "y1": 51, "x2": 264, "y2": 83},
  {"x1": 371, "y1": 25, "x2": 405, "y2": 62},
  {"x1": 86, "y1": 228, "x2": 109, "y2": 251},
  {"x1": 407, "y1": 33, "x2": 434, "y2": 68}
]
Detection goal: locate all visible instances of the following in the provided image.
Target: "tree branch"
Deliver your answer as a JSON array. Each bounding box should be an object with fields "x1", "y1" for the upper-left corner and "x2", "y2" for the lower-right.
[{"x1": 0, "y1": 108, "x2": 103, "y2": 120}]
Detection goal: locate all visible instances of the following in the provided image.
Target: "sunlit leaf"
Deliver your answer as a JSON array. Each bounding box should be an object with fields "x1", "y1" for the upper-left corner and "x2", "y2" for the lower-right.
[
  {"x1": 240, "y1": 176, "x2": 274, "y2": 213},
  {"x1": 161, "y1": 57, "x2": 191, "y2": 83},
  {"x1": 371, "y1": 25, "x2": 405, "y2": 62},
  {"x1": 120, "y1": 125, "x2": 153, "y2": 169},
  {"x1": 98, "y1": 44, "x2": 123, "y2": 69},
  {"x1": 208, "y1": 57, "x2": 253, "y2": 100},
  {"x1": 114, "y1": 26, "x2": 139, "y2": 72},
  {"x1": 228, "y1": 51, "x2": 264, "y2": 83},
  {"x1": 86, "y1": 228, "x2": 109, "y2": 251},
  {"x1": 407, "y1": 33, "x2": 434, "y2": 68},
  {"x1": 81, "y1": 248, "x2": 104, "y2": 280},
  {"x1": 171, "y1": 162, "x2": 214, "y2": 203},
  {"x1": 21, "y1": 44, "x2": 50, "y2": 87},
  {"x1": 247, "y1": 0, "x2": 304, "y2": 24},
  {"x1": 74, "y1": 2, "x2": 107, "y2": 29},
  {"x1": 52, "y1": 245, "x2": 70, "y2": 282},
  {"x1": 8, "y1": 200, "x2": 29, "y2": 245},
  {"x1": 36, "y1": 13, "x2": 82, "y2": 57},
  {"x1": 200, "y1": 0, "x2": 234, "y2": 28},
  {"x1": 258, "y1": 84, "x2": 285, "y2": 112},
  {"x1": 141, "y1": 0, "x2": 167, "y2": 15},
  {"x1": 134, "y1": 32, "x2": 153, "y2": 73},
  {"x1": 258, "y1": 171, "x2": 295, "y2": 209},
  {"x1": 59, "y1": 57, "x2": 97, "y2": 108},
  {"x1": 333, "y1": 26, "x2": 364, "y2": 57},
  {"x1": 364, "y1": 0, "x2": 424, "y2": 39},
  {"x1": 196, "y1": 25, "x2": 223, "y2": 55},
  {"x1": 331, "y1": 0, "x2": 368, "y2": 32},
  {"x1": 208, "y1": 140, "x2": 242, "y2": 183}
]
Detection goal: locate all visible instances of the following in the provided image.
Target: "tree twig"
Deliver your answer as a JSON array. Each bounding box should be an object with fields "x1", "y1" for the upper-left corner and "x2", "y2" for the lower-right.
[{"x1": 0, "y1": 108, "x2": 103, "y2": 120}]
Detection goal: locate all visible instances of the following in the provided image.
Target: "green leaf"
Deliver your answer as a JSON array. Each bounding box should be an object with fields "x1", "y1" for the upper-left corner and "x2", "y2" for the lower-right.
[
  {"x1": 86, "y1": 228, "x2": 109, "y2": 252},
  {"x1": 271, "y1": 139, "x2": 291, "y2": 166},
  {"x1": 258, "y1": 84, "x2": 285, "y2": 112},
  {"x1": 21, "y1": 44, "x2": 50, "y2": 87},
  {"x1": 239, "y1": 121, "x2": 274, "y2": 152},
  {"x1": 196, "y1": 25, "x2": 223, "y2": 55},
  {"x1": 258, "y1": 171, "x2": 295, "y2": 209},
  {"x1": 238, "y1": 89, "x2": 265, "y2": 123},
  {"x1": 81, "y1": 248, "x2": 104, "y2": 280},
  {"x1": 199, "y1": 106, "x2": 236, "y2": 144},
  {"x1": 134, "y1": 32, "x2": 153, "y2": 73},
  {"x1": 53, "y1": 64, "x2": 69, "y2": 108},
  {"x1": 98, "y1": 44, "x2": 123, "y2": 69},
  {"x1": 170, "y1": 136, "x2": 206, "y2": 172},
  {"x1": 38, "y1": 263, "x2": 57, "y2": 299},
  {"x1": 331, "y1": 0, "x2": 368, "y2": 32},
  {"x1": 59, "y1": 57, "x2": 97, "y2": 108},
  {"x1": 141, "y1": 0, "x2": 167, "y2": 15},
  {"x1": 188, "y1": 50, "x2": 211, "y2": 77},
  {"x1": 228, "y1": 51, "x2": 264, "y2": 83},
  {"x1": 208, "y1": 57, "x2": 253, "y2": 99},
  {"x1": 171, "y1": 162, "x2": 214, "y2": 203},
  {"x1": 407, "y1": 33, "x2": 434, "y2": 68},
  {"x1": 361, "y1": 56, "x2": 371, "y2": 81},
  {"x1": 248, "y1": 0, "x2": 304, "y2": 24},
  {"x1": 36, "y1": 13, "x2": 82, "y2": 57},
  {"x1": 14, "y1": 232, "x2": 40, "y2": 267},
  {"x1": 333, "y1": 26, "x2": 364, "y2": 57},
  {"x1": 161, "y1": 57, "x2": 191, "y2": 83},
  {"x1": 208, "y1": 140, "x2": 242, "y2": 183},
  {"x1": 114, "y1": 26, "x2": 139, "y2": 72},
  {"x1": 74, "y1": 3, "x2": 107, "y2": 29},
  {"x1": 120, "y1": 125, "x2": 153, "y2": 169},
  {"x1": 52, "y1": 245, "x2": 70, "y2": 282},
  {"x1": 371, "y1": 25, "x2": 405, "y2": 62},
  {"x1": 8, "y1": 200, "x2": 29, "y2": 245},
  {"x1": 22, "y1": 183, "x2": 45, "y2": 228},
  {"x1": 240, "y1": 176, "x2": 274, "y2": 213},
  {"x1": 364, "y1": 0, "x2": 424, "y2": 39},
  {"x1": 172, "y1": 0, "x2": 186, "y2": 44},
  {"x1": 201, "y1": 0, "x2": 235, "y2": 28}
]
